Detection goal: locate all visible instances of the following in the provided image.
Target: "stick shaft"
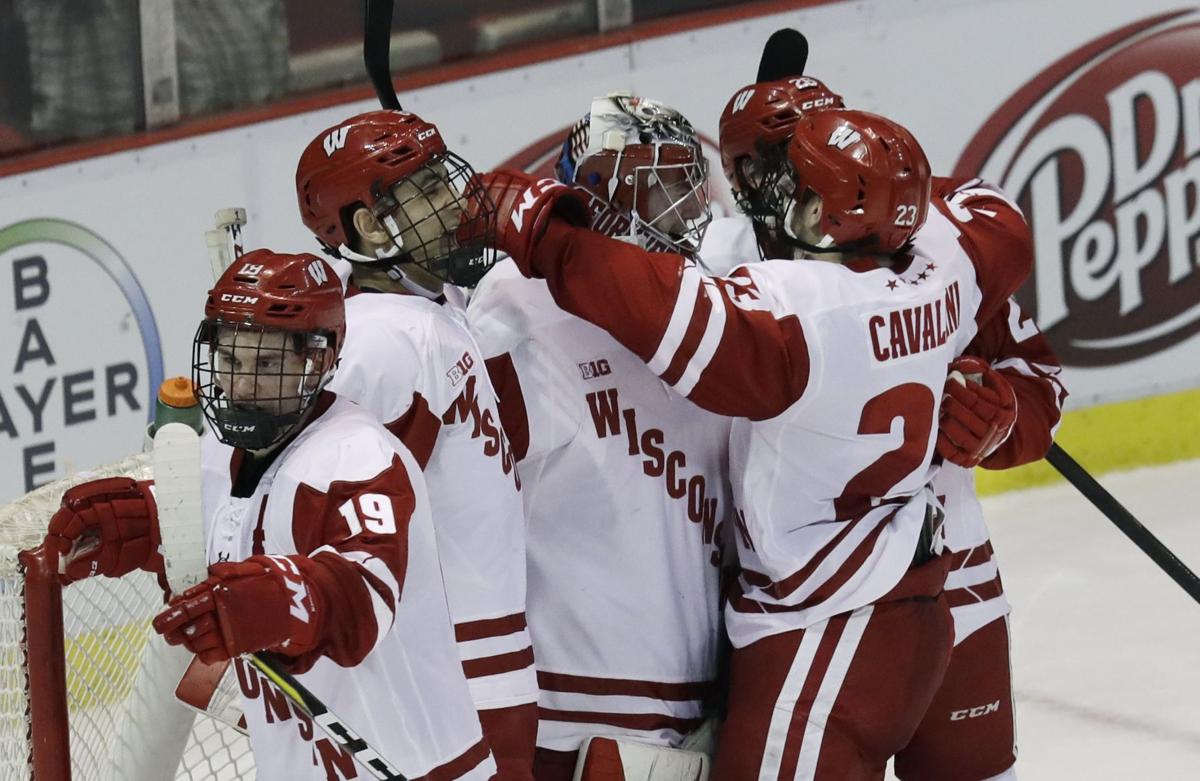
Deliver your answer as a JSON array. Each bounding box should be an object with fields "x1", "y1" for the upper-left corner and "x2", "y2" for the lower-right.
[
  {"x1": 1046, "y1": 443, "x2": 1200, "y2": 604},
  {"x1": 246, "y1": 653, "x2": 409, "y2": 780},
  {"x1": 363, "y1": 0, "x2": 402, "y2": 110}
]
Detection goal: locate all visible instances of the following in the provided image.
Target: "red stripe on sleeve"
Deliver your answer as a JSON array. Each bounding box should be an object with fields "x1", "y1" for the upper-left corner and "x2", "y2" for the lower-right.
[
  {"x1": 532, "y1": 221, "x2": 809, "y2": 419},
  {"x1": 965, "y1": 300, "x2": 1066, "y2": 469},
  {"x1": 288, "y1": 454, "x2": 417, "y2": 668},
  {"x1": 933, "y1": 179, "x2": 1034, "y2": 327}
]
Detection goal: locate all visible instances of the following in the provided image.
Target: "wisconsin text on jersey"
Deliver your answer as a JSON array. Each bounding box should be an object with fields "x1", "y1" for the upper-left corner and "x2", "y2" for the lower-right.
[{"x1": 586, "y1": 386, "x2": 724, "y2": 560}]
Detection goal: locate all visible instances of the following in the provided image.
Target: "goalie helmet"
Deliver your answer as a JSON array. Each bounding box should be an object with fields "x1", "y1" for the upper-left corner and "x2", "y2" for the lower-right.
[
  {"x1": 294, "y1": 110, "x2": 496, "y2": 290},
  {"x1": 718, "y1": 76, "x2": 844, "y2": 218},
  {"x1": 763, "y1": 109, "x2": 931, "y2": 255},
  {"x1": 555, "y1": 93, "x2": 712, "y2": 256},
  {"x1": 192, "y1": 249, "x2": 345, "y2": 451}
]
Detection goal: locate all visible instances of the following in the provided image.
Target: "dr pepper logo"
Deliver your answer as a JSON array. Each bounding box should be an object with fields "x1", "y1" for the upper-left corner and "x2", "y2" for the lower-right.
[{"x1": 955, "y1": 10, "x2": 1200, "y2": 366}]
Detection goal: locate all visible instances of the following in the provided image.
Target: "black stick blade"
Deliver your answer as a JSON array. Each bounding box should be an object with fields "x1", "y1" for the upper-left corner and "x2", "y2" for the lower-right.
[
  {"x1": 756, "y1": 28, "x2": 809, "y2": 83},
  {"x1": 364, "y1": 0, "x2": 402, "y2": 110}
]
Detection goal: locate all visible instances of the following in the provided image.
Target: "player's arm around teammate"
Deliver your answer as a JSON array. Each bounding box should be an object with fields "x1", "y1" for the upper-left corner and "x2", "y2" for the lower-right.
[{"x1": 470, "y1": 107, "x2": 1037, "y2": 780}]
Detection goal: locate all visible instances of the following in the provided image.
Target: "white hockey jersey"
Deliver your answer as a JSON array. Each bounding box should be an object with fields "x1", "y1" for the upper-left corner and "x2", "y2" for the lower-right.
[
  {"x1": 468, "y1": 259, "x2": 733, "y2": 751},
  {"x1": 517, "y1": 180, "x2": 1031, "y2": 649},
  {"x1": 200, "y1": 394, "x2": 495, "y2": 780},
  {"x1": 326, "y1": 280, "x2": 535, "y2": 711},
  {"x1": 699, "y1": 185, "x2": 1064, "y2": 647}
]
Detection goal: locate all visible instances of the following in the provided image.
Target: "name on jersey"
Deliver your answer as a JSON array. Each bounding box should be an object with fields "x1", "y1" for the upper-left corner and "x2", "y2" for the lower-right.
[
  {"x1": 586, "y1": 387, "x2": 722, "y2": 558},
  {"x1": 867, "y1": 281, "x2": 962, "y2": 363},
  {"x1": 234, "y1": 658, "x2": 361, "y2": 778}
]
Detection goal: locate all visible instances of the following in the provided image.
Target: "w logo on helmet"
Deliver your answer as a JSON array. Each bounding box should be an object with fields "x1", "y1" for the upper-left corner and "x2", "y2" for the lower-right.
[
  {"x1": 322, "y1": 126, "x2": 350, "y2": 157},
  {"x1": 731, "y1": 88, "x2": 755, "y2": 113},
  {"x1": 306, "y1": 260, "x2": 329, "y2": 286},
  {"x1": 828, "y1": 124, "x2": 863, "y2": 150}
]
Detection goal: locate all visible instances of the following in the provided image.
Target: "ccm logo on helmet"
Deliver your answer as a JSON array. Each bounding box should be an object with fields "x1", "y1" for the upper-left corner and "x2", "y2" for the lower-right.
[
  {"x1": 802, "y1": 96, "x2": 838, "y2": 112},
  {"x1": 220, "y1": 294, "x2": 259, "y2": 304},
  {"x1": 416, "y1": 128, "x2": 436, "y2": 142},
  {"x1": 322, "y1": 126, "x2": 350, "y2": 157}
]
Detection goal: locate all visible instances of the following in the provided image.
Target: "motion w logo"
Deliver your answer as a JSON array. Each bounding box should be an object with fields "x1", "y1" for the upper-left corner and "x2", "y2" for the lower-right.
[
  {"x1": 731, "y1": 89, "x2": 755, "y2": 113},
  {"x1": 828, "y1": 124, "x2": 862, "y2": 150},
  {"x1": 323, "y1": 126, "x2": 350, "y2": 157}
]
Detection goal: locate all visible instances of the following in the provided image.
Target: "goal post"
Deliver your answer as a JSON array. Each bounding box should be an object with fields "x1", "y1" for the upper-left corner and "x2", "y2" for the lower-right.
[{"x1": 0, "y1": 455, "x2": 252, "y2": 781}]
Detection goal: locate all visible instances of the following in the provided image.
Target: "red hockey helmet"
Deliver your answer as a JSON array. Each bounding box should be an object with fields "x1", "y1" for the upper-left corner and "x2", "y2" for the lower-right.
[
  {"x1": 780, "y1": 109, "x2": 931, "y2": 255},
  {"x1": 193, "y1": 249, "x2": 346, "y2": 450},
  {"x1": 718, "y1": 76, "x2": 844, "y2": 197},
  {"x1": 295, "y1": 110, "x2": 495, "y2": 288}
]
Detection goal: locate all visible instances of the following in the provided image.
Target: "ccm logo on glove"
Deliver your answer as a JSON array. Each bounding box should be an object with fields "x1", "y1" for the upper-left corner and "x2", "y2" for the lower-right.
[
  {"x1": 267, "y1": 555, "x2": 312, "y2": 625},
  {"x1": 512, "y1": 179, "x2": 565, "y2": 233}
]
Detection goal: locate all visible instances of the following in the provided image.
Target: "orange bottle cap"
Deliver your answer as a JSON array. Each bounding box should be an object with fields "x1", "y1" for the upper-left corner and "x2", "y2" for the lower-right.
[{"x1": 158, "y1": 376, "x2": 198, "y2": 408}]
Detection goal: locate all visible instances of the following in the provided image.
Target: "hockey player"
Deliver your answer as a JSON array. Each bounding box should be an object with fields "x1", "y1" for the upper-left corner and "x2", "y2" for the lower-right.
[
  {"x1": 469, "y1": 107, "x2": 1034, "y2": 778},
  {"x1": 716, "y1": 73, "x2": 1067, "y2": 780},
  {"x1": 294, "y1": 110, "x2": 537, "y2": 779},
  {"x1": 44, "y1": 250, "x2": 496, "y2": 780},
  {"x1": 467, "y1": 94, "x2": 730, "y2": 779}
]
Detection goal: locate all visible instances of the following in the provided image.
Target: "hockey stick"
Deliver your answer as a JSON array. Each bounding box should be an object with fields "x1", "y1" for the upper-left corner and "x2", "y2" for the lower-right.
[
  {"x1": 364, "y1": 0, "x2": 402, "y2": 110},
  {"x1": 245, "y1": 653, "x2": 410, "y2": 780},
  {"x1": 205, "y1": 207, "x2": 247, "y2": 280},
  {"x1": 756, "y1": 28, "x2": 809, "y2": 82},
  {"x1": 153, "y1": 396, "x2": 411, "y2": 778},
  {"x1": 1046, "y1": 443, "x2": 1200, "y2": 605},
  {"x1": 154, "y1": 423, "x2": 207, "y2": 594}
]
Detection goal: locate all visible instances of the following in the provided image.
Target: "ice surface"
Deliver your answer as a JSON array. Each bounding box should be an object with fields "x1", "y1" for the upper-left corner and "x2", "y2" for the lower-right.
[{"x1": 889, "y1": 458, "x2": 1200, "y2": 780}]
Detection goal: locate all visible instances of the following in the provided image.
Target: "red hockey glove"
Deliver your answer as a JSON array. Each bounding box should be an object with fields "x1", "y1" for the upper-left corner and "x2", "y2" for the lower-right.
[
  {"x1": 937, "y1": 356, "x2": 1018, "y2": 468},
  {"x1": 45, "y1": 477, "x2": 162, "y2": 583},
  {"x1": 468, "y1": 168, "x2": 589, "y2": 277},
  {"x1": 152, "y1": 555, "x2": 325, "y2": 665}
]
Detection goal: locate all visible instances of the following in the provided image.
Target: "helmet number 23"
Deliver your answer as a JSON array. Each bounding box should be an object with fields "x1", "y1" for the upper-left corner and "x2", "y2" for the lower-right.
[
  {"x1": 337, "y1": 493, "x2": 397, "y2": 536},
  {"x1": 894, "y1": 204, "x2": 919, "y2": 227}
]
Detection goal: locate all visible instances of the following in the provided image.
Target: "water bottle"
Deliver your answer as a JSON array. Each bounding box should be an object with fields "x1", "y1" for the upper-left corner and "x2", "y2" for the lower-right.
[{"x1": 143, "y1": 377, "x2": 204, "y2": 450}]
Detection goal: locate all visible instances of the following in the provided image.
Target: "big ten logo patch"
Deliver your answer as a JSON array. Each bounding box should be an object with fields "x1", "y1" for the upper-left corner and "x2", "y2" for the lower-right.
[
  {"x1": 0, "y1": 220, "x2": 162, "y2": 500},
  {"x1": 956, "y1": 10, "x2": 1200, "y2": 366},
  {"x1": 233, "y1": 659, "x2": 359, "y2": 779},
  {"x1": 441, "y1": 373, "x2": 519, "y2": 488},
  {"x1": 444, "y1": 350, "x2": 474, "y2": 387},
  {"x1": 585, "y1": 387, "x2": 722, "y2": 562},
  {"x1": 577, "y1": 358, "x2": 611, "y2": 380}
]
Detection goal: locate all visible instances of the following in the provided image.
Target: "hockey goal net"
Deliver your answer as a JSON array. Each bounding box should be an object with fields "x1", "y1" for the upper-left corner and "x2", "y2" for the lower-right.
[{"x1": 0, "y1": 454, "x2": 253, "y2": 781}]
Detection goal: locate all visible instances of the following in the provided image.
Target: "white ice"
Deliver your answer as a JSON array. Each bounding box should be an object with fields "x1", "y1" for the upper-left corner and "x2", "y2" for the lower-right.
[{"x1": 889, "y1": 458, "x2": 1200, "y2": 780}]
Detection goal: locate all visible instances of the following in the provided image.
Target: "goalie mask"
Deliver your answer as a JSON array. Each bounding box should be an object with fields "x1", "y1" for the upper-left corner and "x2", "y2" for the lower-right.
[
  {"x1": 193, "y1": 250, "x2": 345, "y2": 451},
  {"x1": 555, "y1": 93, "x2": 712, "y2": 257},
  {"x1": 758, "y1": 109, "x2": 931, "y2": 257},
  {"x1": 295, "y1": 110, "x2": 496, "y2": 294}
]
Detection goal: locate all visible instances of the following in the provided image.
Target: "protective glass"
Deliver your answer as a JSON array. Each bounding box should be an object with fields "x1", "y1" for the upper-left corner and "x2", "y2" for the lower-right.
[{"x1": 192, "y1": 321, "x2": 334, "y2": 450}]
